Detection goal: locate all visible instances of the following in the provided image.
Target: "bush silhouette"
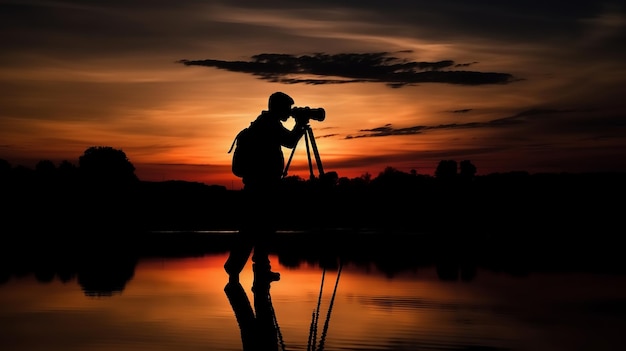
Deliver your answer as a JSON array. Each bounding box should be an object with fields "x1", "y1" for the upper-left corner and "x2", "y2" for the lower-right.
[{"x1": 78, "y1": 146, "x2": 138, "y2": 185}]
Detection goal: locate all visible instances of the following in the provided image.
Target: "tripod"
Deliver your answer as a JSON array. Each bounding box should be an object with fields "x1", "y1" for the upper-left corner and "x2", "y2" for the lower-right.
[{"x1": 283, "y1": 124, "x2": 325, "y2": 180}]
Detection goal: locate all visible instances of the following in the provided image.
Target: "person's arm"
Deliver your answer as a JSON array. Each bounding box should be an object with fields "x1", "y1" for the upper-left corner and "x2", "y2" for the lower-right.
[{"x1": 279, "y1": 121, "x2": 306, "y2": 149}]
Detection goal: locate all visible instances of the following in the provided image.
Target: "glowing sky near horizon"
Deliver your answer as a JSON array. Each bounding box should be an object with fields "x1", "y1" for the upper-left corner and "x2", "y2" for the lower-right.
[{"x1": 1, "y1": 1, "x2": 625, "y2": 189}]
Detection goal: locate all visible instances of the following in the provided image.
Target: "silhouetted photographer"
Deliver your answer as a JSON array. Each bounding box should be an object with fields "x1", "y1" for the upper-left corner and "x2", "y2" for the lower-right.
[{"x1": 225, "y1": 92, "x2": 324, "y2": 283}]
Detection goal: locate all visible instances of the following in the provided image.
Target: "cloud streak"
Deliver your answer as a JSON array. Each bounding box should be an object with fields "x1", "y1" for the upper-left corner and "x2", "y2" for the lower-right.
[
  {"x1": 178, "y1": 52, "x2": 515, "y2": 87},
  {"x1": 347, "y1": 109, "x2": 569, "y2": 139}
]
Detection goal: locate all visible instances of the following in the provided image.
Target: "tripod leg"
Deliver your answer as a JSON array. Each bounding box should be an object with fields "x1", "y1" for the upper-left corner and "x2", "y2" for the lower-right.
[
  {"x1": 283, "y1": 139, "x2": 298, "y2": 178},
  {"x1": 282, "y1": 125, "x2": 324, "y2": 180},
  {"x1": 307, "y1": 128, "x2": 325, "y2": 176},
  {"x1": 304, "y1": 129, "x2": 315, "y2": 180}
]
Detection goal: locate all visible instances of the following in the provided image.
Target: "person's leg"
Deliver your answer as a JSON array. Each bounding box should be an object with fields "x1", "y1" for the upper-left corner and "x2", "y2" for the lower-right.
[
  {"x1": 225, "y1": 185, "x2": 258, "y2": 282},
  {"x1": 252, "y1": 229, "x2": 280, "y2": 282},
  {"x1": 252, "y1": 279, "x2": 279, "y2": 351},
  {"x1": 244, "y1": 181, "x2": 281, "y2": 281},
  {"x1": 223, "y1": 281, "x2": 257, "y2": 350},
  {"x1": 224, "y1": 232, "x2": 254, "y2": 282}
]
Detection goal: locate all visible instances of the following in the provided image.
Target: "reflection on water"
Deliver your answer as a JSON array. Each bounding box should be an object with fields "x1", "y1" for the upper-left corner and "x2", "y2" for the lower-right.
[
  {"x1": 1, "y1": 252, "x2": 626, "y2": 351},
  {"x1": 225, "y1": 281, "x2": 275, "y2": 350}
]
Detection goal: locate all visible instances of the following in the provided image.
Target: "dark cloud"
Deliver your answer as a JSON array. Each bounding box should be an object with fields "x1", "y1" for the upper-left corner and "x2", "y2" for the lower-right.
[
  {"x1": 348, "y1": 122, "x2": 476, "y2": 139},
  {"x1": 346, "y1": 109, "x2": 569, "y2": 139},
  {"x1": 178, "y1": 52, "x2": 515, "y2": 87},
  {"x1": 455, "y1": 62, "x2": 478, "y2": 68},
  {"x1": 487, "y1": 109, "x2": 568, "y2": 126}
]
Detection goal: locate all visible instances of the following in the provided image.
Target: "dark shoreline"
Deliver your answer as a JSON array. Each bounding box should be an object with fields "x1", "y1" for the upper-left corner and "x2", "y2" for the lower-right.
[
  {"x1": 2, "y1": 170, "x2": 624, "y2": 279},
  {"x1": 2, "y1": 227, "x2": 624, "y2": 274},
  {"x1": 2, "y1": 226, "x2": 624, "y2": 295}
]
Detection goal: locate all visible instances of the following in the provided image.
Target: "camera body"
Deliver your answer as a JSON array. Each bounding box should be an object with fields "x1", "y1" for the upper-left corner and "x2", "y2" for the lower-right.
[{"x1": 291, "y1": 106, "x2": 325, "y2": 123}]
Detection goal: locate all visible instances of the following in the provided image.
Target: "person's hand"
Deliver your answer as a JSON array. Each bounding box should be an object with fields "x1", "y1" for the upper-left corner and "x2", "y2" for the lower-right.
[{"x1": 294, "y1": 118, "x2": 308, "y2": 130}]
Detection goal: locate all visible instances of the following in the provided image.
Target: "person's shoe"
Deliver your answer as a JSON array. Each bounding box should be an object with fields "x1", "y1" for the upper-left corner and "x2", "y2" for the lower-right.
[
  {"x1": 266, "y1": 270, "x2": 281, "y2": 282},
  {"x1": 252, "y1": 263, "x2": 280, "y2": 282},
  {"x1": 254, "y1": 270, "x2": 281, "y2": 282}
]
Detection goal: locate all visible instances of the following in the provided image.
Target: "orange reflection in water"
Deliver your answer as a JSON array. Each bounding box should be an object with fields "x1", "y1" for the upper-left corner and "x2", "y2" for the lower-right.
[
  {"x1": 3, "y1": 253, "x2": 626, "y2": 351},
  {"x1": 130, "y1": 254, "x2": 455, "y2": 349}
]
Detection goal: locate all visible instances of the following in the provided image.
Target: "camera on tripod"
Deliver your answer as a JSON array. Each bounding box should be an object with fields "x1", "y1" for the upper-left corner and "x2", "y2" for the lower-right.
[
  {"x1": 283, "y1": 106, "x2": 326, "y2": 180},
  {"x1": 291, "y1": 106, "x2": 325, "y2": 123}
]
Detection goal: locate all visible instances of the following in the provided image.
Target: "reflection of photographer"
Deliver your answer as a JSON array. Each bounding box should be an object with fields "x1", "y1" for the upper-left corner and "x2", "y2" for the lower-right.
[
  {"x1": 224, "y1": 276, "x2": 279, "y2": 351},
  {"x1": 225, "y1": 92, "x2": 324, "y2": 283}
]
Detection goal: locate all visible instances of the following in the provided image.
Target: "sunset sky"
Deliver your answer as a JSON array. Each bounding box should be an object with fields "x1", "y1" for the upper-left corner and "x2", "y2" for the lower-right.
[{"x1": 1, "y1": 1, "x2": 625, "y2": 189}]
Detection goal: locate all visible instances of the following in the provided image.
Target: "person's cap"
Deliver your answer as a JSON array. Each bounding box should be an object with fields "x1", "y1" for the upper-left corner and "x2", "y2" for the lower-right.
[{"x1": 268, "y1": 92, "x2": 294, "y2": 110}]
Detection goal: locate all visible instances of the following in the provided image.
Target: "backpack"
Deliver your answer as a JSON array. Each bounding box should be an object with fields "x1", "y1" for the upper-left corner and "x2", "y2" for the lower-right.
[{"x1": 227, "y1": 122, "x2": 256, "y2": 178}]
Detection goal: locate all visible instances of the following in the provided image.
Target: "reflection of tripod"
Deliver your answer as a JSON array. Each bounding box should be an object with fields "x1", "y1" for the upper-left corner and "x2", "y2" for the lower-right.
[{"x1": 283, "y1": 124, "x2": 324, "y2": 180}]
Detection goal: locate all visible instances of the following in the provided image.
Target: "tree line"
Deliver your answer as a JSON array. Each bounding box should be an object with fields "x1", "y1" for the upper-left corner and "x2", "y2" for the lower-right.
[
  {"x1": 0, "y1": 146, "x2": 477, "y2": 187},
  {"x1": 1, "y1": 146, "x2": 623, "y2": 236}
]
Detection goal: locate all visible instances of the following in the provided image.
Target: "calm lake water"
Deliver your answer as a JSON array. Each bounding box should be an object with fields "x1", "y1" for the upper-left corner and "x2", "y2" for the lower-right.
[{"x1": 2, "y1": 249, "x2": 626, "y2": 351}]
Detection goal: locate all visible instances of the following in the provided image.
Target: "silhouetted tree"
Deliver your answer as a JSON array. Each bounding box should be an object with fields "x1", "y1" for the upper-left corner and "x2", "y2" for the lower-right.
[
  {"x1": 58, "y1": 160, "x2": 78, "y2": 182},
  {"x1": 78, "y1": 146, "x2": 138, "y2": 185},
  {"x1": 35, "y1": 159, "x2": 57, "y2": 183},
  {"x1": 35, "y1": 159, "x2": 55, "y2": 173},
  {"x1": 372, "y1": 166, "x2": 414, "y2": 190},
  {"x1": 0, "y1": 159, "x2": 11, "y2": 186},
  {"x1": 74, "y1": 147, "x2": 140, "y2": 233},
  {"x1": 361, "y1": 172, "x2": 372, "y2": 183},
  {"x1": 32, "y1": 160, "x2": 58, "y2": 211},
  {"x1": 435, "y1": 160, "x2": 457, "y2": 180},
  {"x1": 0, "y1": 158, "x2": 10, "y2": 175},
  {"x1": 459, "y1": 160, "x2": 477, "y2": 181},
  {"x1": 320, "y1": 170, "x2": 339, "y2": 187},
  {"x1": 12, "y1": 165, "x2": 35, "y2": 184},
  {"x1": 282, "y1": 174, "x2": 305, "y2": 186}
]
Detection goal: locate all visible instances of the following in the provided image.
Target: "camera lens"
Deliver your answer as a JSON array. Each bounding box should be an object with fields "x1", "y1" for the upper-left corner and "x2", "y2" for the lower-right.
[
  {"x1": 309, "y1": 108, "x2": 325, "y2": 121},
  {"x1": 291, "y1": 107, "x2": 325, "y2": 122}
]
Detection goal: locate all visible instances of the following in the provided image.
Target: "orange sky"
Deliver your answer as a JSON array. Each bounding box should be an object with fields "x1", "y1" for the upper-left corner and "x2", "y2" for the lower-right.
[{"x1": 1, "y1": 1, "x2": 625, "y2": 189}]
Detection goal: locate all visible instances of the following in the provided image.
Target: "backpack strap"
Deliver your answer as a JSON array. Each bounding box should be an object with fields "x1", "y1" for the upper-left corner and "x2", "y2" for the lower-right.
[
  {"x1": 227, "y1": 121, "x2": 255, "y2": 153},
  {"x1": 227, "y1": 135, "x2": 238, "y2": 153}
]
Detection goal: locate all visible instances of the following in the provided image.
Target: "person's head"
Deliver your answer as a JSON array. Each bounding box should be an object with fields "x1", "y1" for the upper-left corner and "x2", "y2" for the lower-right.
[{"x1": 268, "y1": 92, "x2": 294, "y2": 121}]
